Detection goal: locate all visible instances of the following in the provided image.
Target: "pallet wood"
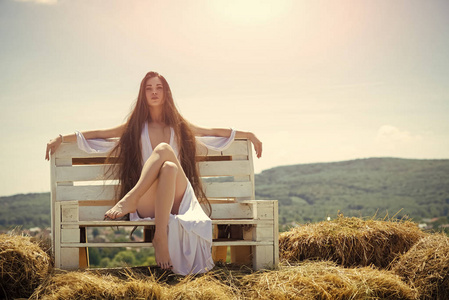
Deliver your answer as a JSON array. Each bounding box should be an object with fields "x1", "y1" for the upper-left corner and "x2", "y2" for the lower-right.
[{"x1": 50, "y1": 138, "x2": 278, "y2": 271}]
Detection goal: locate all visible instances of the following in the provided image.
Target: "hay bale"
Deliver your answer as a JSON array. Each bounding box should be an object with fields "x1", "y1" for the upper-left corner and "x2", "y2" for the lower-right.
[
  {"x1": 279, "y1": 215, "x2": 426, "y2": 268},
  {"x1": 393, "y1": 233, "x2": 449, "y2": 300},
  {"x1": 0, "y1": 233, "x2": 52, "y2": 299},
  {"x1": 30, "y1": 271, "x2": 167, "y2": 299},
  {"x1": 30, "y1": 269, "x2": 239, "y2": 300},
  {"x1": 240, "y1": 261, "x2": 418, "y2": 300},
  {"x1": 167, "y1": 274, "x2": 239, "y2": 300}
]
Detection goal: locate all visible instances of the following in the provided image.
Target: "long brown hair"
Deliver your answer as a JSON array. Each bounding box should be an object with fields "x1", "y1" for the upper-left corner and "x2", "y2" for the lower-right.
[{"x1": 108, "y1": 71, "x2": 209, "y2": 213}]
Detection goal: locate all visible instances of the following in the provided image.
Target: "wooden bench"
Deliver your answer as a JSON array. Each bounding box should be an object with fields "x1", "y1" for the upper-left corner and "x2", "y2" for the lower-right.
[{"x1": 50, "y1": 138, "x2": 279, "y2": 271}]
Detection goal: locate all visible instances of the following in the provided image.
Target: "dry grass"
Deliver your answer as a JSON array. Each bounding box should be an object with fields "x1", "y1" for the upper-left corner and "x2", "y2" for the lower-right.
[
  {"x1": 29, "y1": 269, "x2": 240, "y2": 299},
  {"x1": 240, "y1": 261, "x2": 418, "y2": 300},
  {"x1": 0, "y1": 233, "x2": 52, "y2": 299},
  {"x1": 5, "y1": 217, "x2": 447, "y2": 300},
  {"x1": 30, "y1": 262, "x2": 419, "y2": 300},
  {"x1": 30, "y1": 270, "x2": 167, "y2": 299},
  {"x1": 167, "y1": 273, "x2": 240, "y2": 299},
  {"x1": 279, "y1": 215, "x2": 426, "y2": 268},
  {"x1": 393, "y1": 233, "x2": 449, "y2": 300}
]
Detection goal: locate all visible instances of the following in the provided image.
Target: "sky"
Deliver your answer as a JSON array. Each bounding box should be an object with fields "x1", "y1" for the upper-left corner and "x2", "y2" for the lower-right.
[{"x1": 0, "y1": 0, "x2": 448, "y2": 196}]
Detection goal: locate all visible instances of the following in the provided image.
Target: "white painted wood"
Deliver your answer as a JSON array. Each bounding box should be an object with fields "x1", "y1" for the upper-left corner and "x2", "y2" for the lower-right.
[
  {"x1": 60, "y1": 248, "x2": 80, "y2": 269},
  {"x1": 56, "y1": 185, "x2": 116, "y2": 201},
  {"x1": 273, "y1": 201, "x2": 279, "y2": 266},
  {"x1": 253, "y1": 201, "x2": 276, "y2": 220},
  {"x1": 77, "y1": 202, "x2": 260, "y2": 221},
  {"x1": 77, "y1": 201, "x2": 274, "y2": 221},
  {"x1": 55, "y1": 157, "x2": 74, "y2": 167},
  {"x1": 210, "y1": 203, "x2": 253, "y2": 219},
  {"x1": 254, "y1": 223, "x2": 275, "y2": 241},
  {"x1": 253, "y1": 245, "x2": 274, "y2": 270},
  {"x1": 61, "y1": 240, "x2": 273, "y2": 248},
  {"x1": 195, "y1": 144, "x2": 222, "y2": 156},
  {"x1": 61, "y1": 205, "x2": 79, "y2": 222},
  {"x1": 231, "y1": 155, "x2": 249, "y2": 161},
  {"x1": 56, "y1": 142, "x2": 116, "y2": 159},
  {"x1": 62, "y1": 219, "x2": 274, "y2": 227},
  {"x1": 61, "y1": 228, "x2": 80, "y2": 243},
  {"x1": 196, "y1": 139, "x2": 248, "y2": 157},
  {"x1": 57, "y1": 181, "x2": 252, "y2": 201},
  {"x1": 222, "y1": 140, "x2": 248, "y2": 156},
  {"x1": 56, "y1": 139, "x2": 248, "y2": 158},
  {"x1": 203, "y1": 181, "x2": 253, "y2": 198},
  {"x1": 57, "y1": 139, "x2": 247, "y2": 160},
  {"x1": 213, "y1": 240, "x2": 272, "y2": 246},
  {"x1": 247, "y1": 139, "x2": 256, "y2": 200},
  {"x1": 54, "y1": 202, "x2": 61, "y2": 268},
  {"x1": 198, "y1": 160, "x2": 251, "y2": 176},
  {"x1": 56, "y1": 165, "x2": 117, "y2": 181},
  {"x1": 79, "y1": 205, "x2": 112, "y2": 221},
  {"x1": 50, "y1": 152, "x2": 57, "y2": 261}
]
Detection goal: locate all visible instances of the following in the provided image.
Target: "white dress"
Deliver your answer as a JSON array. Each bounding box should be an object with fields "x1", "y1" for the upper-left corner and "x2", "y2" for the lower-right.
[{"x1": 76, "y1": 124, "x2": 236, "y2": 275}]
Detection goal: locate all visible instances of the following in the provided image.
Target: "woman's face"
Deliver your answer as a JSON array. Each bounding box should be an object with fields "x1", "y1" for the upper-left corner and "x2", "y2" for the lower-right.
[{"x1": 145, "y1": 76, "x2": 165, "y2": 107}]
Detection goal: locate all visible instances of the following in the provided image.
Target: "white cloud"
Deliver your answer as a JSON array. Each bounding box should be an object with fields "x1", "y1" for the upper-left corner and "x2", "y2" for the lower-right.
[
  {"x1": 376, "y1": 125, "x2": 422, "y2": 144},
  {"x1": 14, "y1": 0, "x2": 58, "y2": 5},
  {"x1": 374, "y1": 125, "x2": 424, "y2": 155}
]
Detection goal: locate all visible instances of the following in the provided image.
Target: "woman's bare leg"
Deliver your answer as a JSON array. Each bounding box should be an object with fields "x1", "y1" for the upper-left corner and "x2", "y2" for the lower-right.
[
  {"x1": 152, "y1": 161, "x2": 177, "y2": 269},
  {"x1": 104, "y1": 142, "x2": 188, "y2": 269},
  {"x1": 104, "y1": 143, "x2": 186, "y2": 219}
]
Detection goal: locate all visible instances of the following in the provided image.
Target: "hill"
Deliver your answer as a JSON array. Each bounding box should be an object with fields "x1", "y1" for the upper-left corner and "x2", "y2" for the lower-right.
[
  {"x1": 255, "y1": 157, "x2": 449, "y2": 227},
  {"x1": 0, "y1": 192, "x2": 50, "y2": 229},
  {"x1": 1, "y1": 158, "x2": 448, "y2": 230}
]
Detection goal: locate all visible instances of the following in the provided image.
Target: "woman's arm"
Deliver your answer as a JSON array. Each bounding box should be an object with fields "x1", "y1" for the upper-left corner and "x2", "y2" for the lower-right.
[
  {"x1": 45, "y1": 124, "x2": 126, "y2": 160},
  {"x1": 189, "y1": 123, "x2": 263, "y2": 158}
]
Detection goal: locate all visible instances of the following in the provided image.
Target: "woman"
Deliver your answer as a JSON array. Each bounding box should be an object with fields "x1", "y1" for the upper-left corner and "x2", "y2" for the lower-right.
[{"x1": 45, "y1": 71, "x2": 262, "y2": 274}]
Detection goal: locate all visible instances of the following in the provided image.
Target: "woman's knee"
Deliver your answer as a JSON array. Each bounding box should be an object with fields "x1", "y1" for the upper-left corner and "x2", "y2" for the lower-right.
[
  {"x1": 153, "y1": 143, "x2": 174, "y2": 153},
  {"x1": 160, "y1": 161, "x2": 178, "y2": 177},
  {"x1": 153, "y1": 143, "x2": 176, "y2": 161}
]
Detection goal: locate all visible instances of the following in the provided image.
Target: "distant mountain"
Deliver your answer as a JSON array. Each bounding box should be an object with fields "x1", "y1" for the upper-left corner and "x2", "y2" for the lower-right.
[
  {"x1": 1, "y1": 158, "x2": 448, "y2": 230},
  {"x1": 255, "y1": 157, "x2": 449, "y2": 227},
  {"x1": 0, "y1": 192, "x2": 50, "y2": 229}
]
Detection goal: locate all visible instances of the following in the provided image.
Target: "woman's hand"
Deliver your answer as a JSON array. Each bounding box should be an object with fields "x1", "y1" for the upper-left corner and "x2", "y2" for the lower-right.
[
  {"x1": 45, "y1": 135, "x2": 63, "y2": 161},
  {"x1": 249, "y1": 133, "x2": 263, "y2": 158}
]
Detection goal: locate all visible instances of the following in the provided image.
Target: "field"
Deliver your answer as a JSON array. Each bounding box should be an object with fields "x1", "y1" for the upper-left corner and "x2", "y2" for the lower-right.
[{"x1": 1, "y1": 215, "x2": 449, "y2": 299}]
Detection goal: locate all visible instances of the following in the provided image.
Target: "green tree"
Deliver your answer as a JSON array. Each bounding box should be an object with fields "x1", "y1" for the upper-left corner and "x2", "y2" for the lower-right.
[{"x1": 112, "y1": 250, "x2": 136, "y2": 267}]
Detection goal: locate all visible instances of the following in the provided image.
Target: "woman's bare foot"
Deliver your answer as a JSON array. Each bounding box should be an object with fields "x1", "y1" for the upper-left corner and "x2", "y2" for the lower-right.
[
  {"x1": 153, "y1": 233, "x2": 173, "y2": 270},
  {"x1": 104, "y1": 196, "x2": 138, "y2": 219}
]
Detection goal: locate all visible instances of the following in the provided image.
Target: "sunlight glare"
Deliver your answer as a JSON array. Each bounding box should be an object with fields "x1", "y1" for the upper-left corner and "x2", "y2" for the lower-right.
[{"x1": 212, "y1": 0, "x2": 289, "y2": 24}]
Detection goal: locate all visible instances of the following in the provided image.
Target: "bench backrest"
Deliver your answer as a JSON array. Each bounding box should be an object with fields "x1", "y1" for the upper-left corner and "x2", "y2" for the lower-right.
[{"x1": 50, "y1": 138, "x2": 255, "y2": 229}]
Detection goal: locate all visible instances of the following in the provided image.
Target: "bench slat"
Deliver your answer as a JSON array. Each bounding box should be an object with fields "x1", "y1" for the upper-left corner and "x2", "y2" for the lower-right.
[
  {"x1": 56, "y1": 139, "x2": 249, "y2": 161},
  {"x1": 196, "y1": 139, "x2": 248, "y2": 156},
  {"x1": 56, "y1": 181, "x2": 253, "y2": 201},
  {"x1": 56, "y1": 165, "x2": 115, "y2": 181},
  {"x1": 76, "y1": 201, "x2": 259, "y2": 221},
  {"x1": 199, "y1": 160, "x2": 251, "y2": 176},
  {"x1": 61, "y1": 240, "x2": 273, "y2": 248},
  {"x1": 61, "y1": 219, "x2": 274, "y2": 227},
  {"x1": 203, "y1": 181, "x2": 253, "y2": 198},
  {"x1": 56, "y1": 185, "x2": 116, "y2": 201},
  {"x1": 55, "y1": 160, "x2": 252, "y2": 182}
]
